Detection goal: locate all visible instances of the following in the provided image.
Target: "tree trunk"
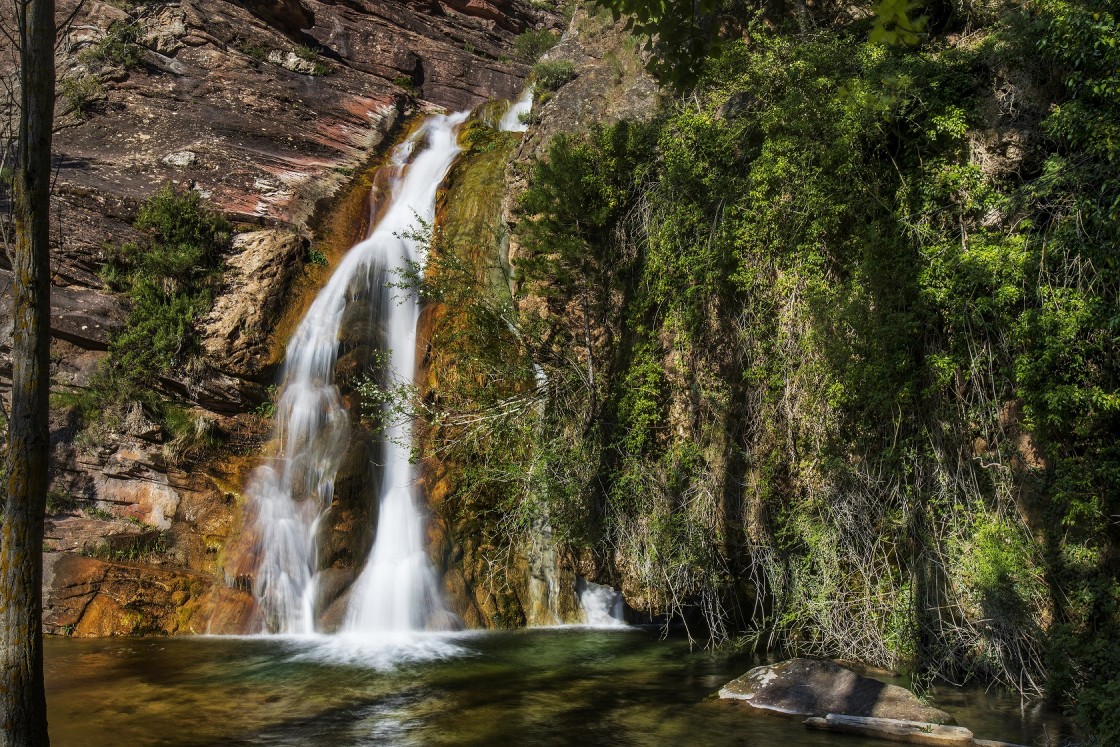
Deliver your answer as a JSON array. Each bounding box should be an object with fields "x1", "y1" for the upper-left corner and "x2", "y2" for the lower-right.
[{"x1": 1, "y1": 0, "x2": 55, "y2": 740}]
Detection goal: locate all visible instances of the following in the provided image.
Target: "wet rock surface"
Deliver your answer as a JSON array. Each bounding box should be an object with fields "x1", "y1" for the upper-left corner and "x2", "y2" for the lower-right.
[{"x1": 719, "y1": 658, "x2": 955, "y2": 724}]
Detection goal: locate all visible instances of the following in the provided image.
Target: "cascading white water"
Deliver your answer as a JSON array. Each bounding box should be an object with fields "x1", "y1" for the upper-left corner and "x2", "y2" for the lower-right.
[
  {"x1": 343, "y1": 111, "x2": 470, "y2": 634},
  {"x1": 246, "y1": 111, "x2": 468, "y2": 635},
  {"x1": 578, "y1": 580, "x2": 627, "y2": 627},
  {"x1": 499, "y1": 86, "x2": 533, "y2": 133}
]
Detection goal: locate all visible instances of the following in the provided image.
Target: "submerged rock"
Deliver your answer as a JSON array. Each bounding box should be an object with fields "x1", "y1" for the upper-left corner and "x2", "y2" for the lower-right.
[
  {"x1": 806, "y1": 714, "x2": 975, "y2": 745},
  {"x1": 718, "y1": 658, "x2": 954, "y2": 724}
]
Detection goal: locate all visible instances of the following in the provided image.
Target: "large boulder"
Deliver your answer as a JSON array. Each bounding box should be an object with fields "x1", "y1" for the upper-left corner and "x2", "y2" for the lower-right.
[
  {"x1": 719, "y1": 658, "x2": 954, "y2": 725},
  {"x1": 201, "y1": 229, "x2": 307, "y2": 380}
]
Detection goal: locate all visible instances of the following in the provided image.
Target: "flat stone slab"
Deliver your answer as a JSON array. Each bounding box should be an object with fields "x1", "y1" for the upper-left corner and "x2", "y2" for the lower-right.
[{"x1": 719, "y1": 658, "x2": 954, "y2": 724}]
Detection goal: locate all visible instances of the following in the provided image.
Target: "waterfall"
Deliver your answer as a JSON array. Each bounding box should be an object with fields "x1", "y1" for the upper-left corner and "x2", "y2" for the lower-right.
[
  {"x1": 499, "y1": 87, "x2": 533, "y2": 133},
  {"x1": 578, "y1": 580, "x2": 627, "y2": 627},
  {"x1": 245, "y1": 111, "x2": 468, "y2": 635}
]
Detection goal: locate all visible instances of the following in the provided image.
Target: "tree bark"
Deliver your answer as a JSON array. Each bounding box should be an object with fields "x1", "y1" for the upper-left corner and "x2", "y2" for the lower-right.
[{"x1": 1, "y1": 0, "x2": 55, "y2": 740}]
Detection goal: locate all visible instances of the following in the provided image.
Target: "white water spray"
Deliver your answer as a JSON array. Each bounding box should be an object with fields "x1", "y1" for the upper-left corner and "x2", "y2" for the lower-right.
[
  {"x1": 246, "y1": 111, "x2": 468, "y2": 635},
  {"x1": 578, "y1": 580, "x2": 627, "y2": 627},
  {"x1": 499, "y1": 87, "x2": 533, "y2": 133}
]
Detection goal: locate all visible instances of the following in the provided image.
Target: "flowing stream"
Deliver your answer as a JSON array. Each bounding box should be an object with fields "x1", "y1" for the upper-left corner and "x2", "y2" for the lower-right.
[{"x1": 246, "y1": 111, "x2": 468, "y2": 635}]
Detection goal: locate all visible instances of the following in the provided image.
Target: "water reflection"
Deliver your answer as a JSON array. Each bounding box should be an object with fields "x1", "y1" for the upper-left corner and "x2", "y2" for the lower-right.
[{"x1": 45, "y1": 629, "x2": 1066, "y2": 746}]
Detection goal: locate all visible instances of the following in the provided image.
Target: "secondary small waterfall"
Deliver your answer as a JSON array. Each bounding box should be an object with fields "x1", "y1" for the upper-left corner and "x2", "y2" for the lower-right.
[
  {"x1": 499, "y1": 86, "x2": 533, "y2": 132},
  {"x1": 246, "y1": 111, "x2": 468, "y2": 635},
  {"x1": 578, "y1": 580, "x2": 627, "y2": 627}
]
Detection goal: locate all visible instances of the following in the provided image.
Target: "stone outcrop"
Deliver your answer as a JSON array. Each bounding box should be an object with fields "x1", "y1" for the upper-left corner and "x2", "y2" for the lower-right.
[
  {"x1": 43, "y1": 553, "x2": 254, "y2": 635},
  {"x1": 201, "y1": 229, "x2": 307, "y2": 379},
  {"x1": 510, "y1": 6, "x2": 659, "y2": 165},
  {"x1": 718, "y1": 659, "x2": 955, "y2": 724}
]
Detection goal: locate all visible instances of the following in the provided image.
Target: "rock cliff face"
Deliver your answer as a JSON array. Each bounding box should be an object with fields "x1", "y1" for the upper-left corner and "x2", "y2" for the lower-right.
[
  {"x1": 2, "y1": 0, "x2": 558, "y2": 636},
  {"x1": 499, "y1": 6, "x2": 659, "y2": 616}
]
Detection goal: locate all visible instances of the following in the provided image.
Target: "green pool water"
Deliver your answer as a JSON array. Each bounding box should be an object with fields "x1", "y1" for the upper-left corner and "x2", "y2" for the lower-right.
[{"x1": 44, "y1": 627, "x2": 1066, "y2": 746}]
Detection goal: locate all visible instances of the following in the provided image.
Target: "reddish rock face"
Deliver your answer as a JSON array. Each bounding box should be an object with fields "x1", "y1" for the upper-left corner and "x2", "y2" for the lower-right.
[
  {"x1": 44, "y1": 553, "x2": 256, "y2": 636},
  {"x1": 45, "y1": 0, "x2": 556, "y2": 271}
]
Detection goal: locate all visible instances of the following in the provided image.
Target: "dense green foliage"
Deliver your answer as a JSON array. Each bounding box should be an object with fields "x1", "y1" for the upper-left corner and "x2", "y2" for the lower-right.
[
  {"x1": 103, "y1": 185, "x2": 230, "y2": 380},
  {"x1": 512, "y1": 29, "x2": 561, "y2": 63},
  {"x1": 495, "y1": 0, "x2": 1118, "y2": 739},
  {"x1": 79, "y1": 22, "x2": 144, "y2": 70},
  {"x1": 594, "y1": 0, "x2": 932, "y2": 87},
  {"x1": 530, "y1": 60, "x2": 577, "y2": 92},
  {"x1": 63, "y1": 186, "x2": 230, "y2": 461}
]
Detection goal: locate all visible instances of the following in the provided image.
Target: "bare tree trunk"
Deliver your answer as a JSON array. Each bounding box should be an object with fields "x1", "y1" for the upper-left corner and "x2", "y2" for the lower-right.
[
  {"x1": 1, "y1": 0, "x2": 55, "y2": 739},
  {"x1": 794, "y1": 0, "x2": 810, "y2": 33}
]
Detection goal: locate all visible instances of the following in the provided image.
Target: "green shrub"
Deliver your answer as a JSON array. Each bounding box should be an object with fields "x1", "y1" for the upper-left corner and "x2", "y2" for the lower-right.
[
  {"x1": 60, "y1": 74, "x2": 106, "y2": 119},
  {"x1": 293, "y1": 44, "x2": 318, "y2": 61},
  {"x1": 110, "y1": 278, "x2": 212, "y2": 377},
  {"x1": 162, "y1": 405, "x2": 222, "y2": 462},
  {"x1": 84, "y1": 504, "x2": 116, "y2": 522},
  {"x1": 46, "y1": 491, "x2": 77, "y2": 514},
  {"x1": 392, "y1": 75, "x2": 417, "y2": 94},
  {"x1": 531, "y1": 59, "x2": 575, "y2": 91},
  {"x1": 80, "y1": 22, "x2": 144, "y2": 70},
  {"x1": 253, "y1": 385, "x2": 278, "y2": 418},
  {"x1": 512, "y1": 29, "x2": 559, "y2": 63},
  {"x1": 291, "y1": 45, "x2": 329, "y2": 75},
  {"x1": 104, "y1": 186, "x2": 229, "y2": 381},
  {"x1": 238, "y1": 40, "x2": 268, "y2": 63},
  {"x1": 65, "y1": 186, "x2": 231, "y2": 458}
]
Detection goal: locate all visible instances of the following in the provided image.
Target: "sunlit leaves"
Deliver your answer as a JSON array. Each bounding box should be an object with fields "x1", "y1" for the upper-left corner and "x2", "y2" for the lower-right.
[{"x1": 869, "y1": 0, "x2": 927, "y2": 46}]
